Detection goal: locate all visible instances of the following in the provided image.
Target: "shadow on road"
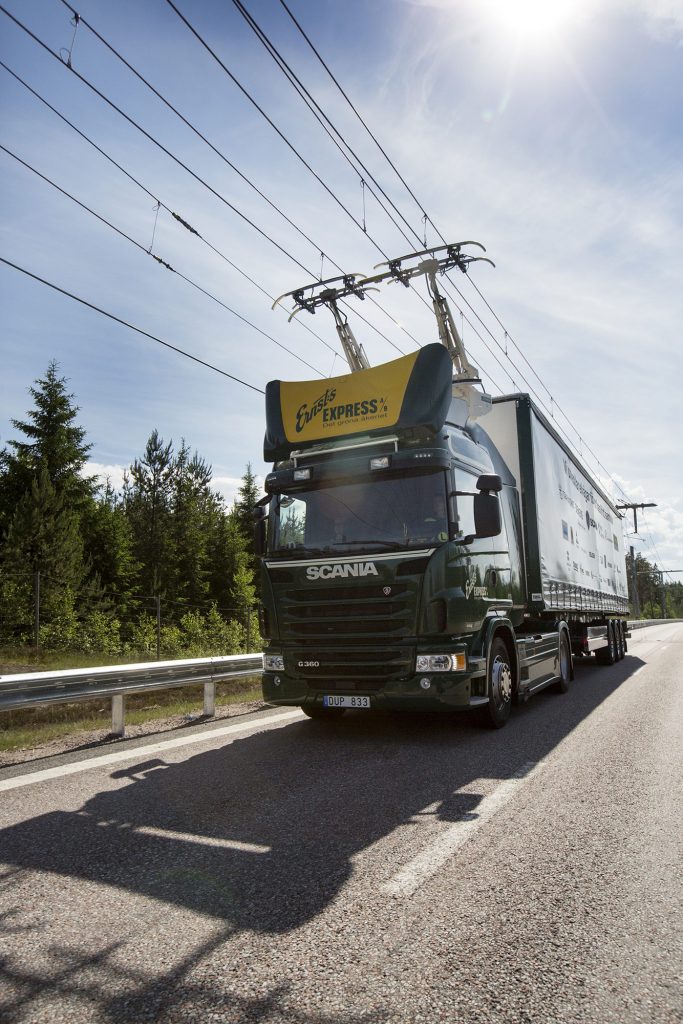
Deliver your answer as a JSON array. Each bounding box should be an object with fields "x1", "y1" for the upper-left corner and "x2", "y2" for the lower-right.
[{"x1": 0, "y1": 654, "x2": 645, "y2": 1021}]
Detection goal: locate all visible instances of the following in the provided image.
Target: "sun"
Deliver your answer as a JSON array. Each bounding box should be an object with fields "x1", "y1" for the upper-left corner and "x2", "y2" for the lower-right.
[{"x1": 480, "y1": 0, "x2": 578, "y2": 40}]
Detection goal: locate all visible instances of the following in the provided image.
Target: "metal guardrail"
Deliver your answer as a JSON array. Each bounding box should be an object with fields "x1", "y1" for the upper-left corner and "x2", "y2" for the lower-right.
[
  {"x1": 628, "y1": 618, "x2": 682, "y2": 630},
  {"x1": 0, "y1": 654, "x2": 264, "y2": 737}
]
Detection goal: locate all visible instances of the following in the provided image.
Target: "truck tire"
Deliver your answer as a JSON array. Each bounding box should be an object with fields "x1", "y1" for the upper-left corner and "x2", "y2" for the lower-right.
[
  {"x1": 302, "y1": 705, "x2": 346, "y2": 720},
  {"x1": 615, "y1": 622, "x2": 625, "y2": 661},
  {"x1": 596, "y1": 621, "x2": 617, "y2": 665},
  {"x1": 554, "y1": 631, "x2": 571, "y2": 693},
  {"x1": 480, "y1": 637, "x2": 513, "y2": 729}
]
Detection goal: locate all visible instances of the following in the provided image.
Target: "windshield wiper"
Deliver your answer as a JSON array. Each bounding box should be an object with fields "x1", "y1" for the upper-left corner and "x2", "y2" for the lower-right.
[
  {"x1": 328, "y1": 539, "x2": 403, "y2": 551},
  {"x1": 269, "y1": 546, "x2": 328, "y2": 558}
]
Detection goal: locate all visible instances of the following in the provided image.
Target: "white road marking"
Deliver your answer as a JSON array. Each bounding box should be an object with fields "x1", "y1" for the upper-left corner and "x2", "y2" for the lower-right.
[
  {"x1": 383, "y1": 761, "x2": 540, "y2": 898},
  {"x1": 0, "y1": 709, "x2": 304, "y2": 793},
  {"x1": 97, "y1": 823, "x2": 272, "y2": 854}
]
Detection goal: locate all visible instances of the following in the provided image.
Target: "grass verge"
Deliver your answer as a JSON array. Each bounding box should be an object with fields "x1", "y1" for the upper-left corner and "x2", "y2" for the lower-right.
[{"x1": 0, "y1": 676, "x2": 263, "y2": 754}]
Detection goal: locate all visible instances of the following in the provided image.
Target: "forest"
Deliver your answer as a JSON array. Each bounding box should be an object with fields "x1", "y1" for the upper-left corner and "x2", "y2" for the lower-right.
[{"x1": 0, "y1": 363, "x2": 261, "y2": 660}]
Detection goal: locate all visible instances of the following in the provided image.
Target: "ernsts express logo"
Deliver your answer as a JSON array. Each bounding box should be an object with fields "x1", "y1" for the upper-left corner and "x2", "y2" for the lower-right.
[
  {"x1": 295, "y1": 387, "x2": 388, "y2": 434},
  {"x1": 306, "y1": 562, "x2": 379, "y2": 580}
]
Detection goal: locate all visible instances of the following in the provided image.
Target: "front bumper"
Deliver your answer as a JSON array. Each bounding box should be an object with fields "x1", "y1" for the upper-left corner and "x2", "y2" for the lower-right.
[{"x1": 261, "y1": 667, "x2": 483, "y2": 712}]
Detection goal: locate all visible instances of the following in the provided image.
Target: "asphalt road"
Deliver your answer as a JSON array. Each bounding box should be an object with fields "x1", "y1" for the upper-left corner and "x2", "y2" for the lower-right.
[{"x1": 0, "y1": 622, "x2": 681, "y2": 1024}]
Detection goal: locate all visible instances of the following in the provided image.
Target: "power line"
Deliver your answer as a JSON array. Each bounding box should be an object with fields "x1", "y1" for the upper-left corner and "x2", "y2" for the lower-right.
[
  {"x1": 0, "y1": 143, "x2": 325, "y2": 377},
  {"x1": 0, "y1": 4, "x2": 313, "y2": 277},
  {"x1": 229, "y1": 0, "x2": 421, "y2": 250},
  {"x1": 55, "y1": 0, "x2": 355, "y2": 278},
  {"x1": 0, "y1": 257, "x2": 265, "y2": 394},
  {"x1": 277, "y1": 0, "x2": 430, "y2": 228},
  {"x1": 0, "y1": 58, "x2": 342, "y2": 363},
  {"x1": 1, "y1": 4, "x2": 411, "y2": 362},
  {"x1": 162, "y1": 0, "x2": 369, "y2": 238},
  {"x1": 1, "y1": 5, "x2": 411, "y2": 360}
]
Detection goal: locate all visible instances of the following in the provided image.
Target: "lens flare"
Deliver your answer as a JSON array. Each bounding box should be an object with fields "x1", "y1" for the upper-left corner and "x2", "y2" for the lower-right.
[{"x1": 481, "y1": 0, "x2": 578, "y2": 39}]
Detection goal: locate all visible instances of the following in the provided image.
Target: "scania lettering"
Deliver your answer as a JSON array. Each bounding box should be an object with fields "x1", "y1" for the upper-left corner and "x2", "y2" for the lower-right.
[
  {"x1": 256, "y1": 247, "x2": 629, "y2": 727},
  {"x1": 306, "y1": 562, "x2": 379, "y2": 581}
]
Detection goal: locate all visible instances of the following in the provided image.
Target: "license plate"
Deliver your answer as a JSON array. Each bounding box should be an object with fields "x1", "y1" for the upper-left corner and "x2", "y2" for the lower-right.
[{"x1": 323, "y1": 695, "x2": 371, "y2": 709}]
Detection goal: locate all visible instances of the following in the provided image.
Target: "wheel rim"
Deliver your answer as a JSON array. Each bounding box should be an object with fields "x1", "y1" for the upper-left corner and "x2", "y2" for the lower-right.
[{"x1": 492, "y1": 654, "x2": 512, "y2": 709}]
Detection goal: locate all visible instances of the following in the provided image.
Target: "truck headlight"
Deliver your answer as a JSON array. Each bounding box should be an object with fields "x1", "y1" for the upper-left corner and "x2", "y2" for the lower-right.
[
  {"x1": 416, "y1": 653, "x2": 466, "y2": 672},
  {"x1": 265, "y1": 654, "x2": 285, "y2": 671}
]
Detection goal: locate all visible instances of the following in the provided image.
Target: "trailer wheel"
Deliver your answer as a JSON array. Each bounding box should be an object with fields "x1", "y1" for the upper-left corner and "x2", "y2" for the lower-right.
[
  {"x1": 481, "y1": 637, "x2": 513, "y2": 729},
  {"x1": 554, "y1": 631, "x2": 571, "y2": 693},
  {"x1": 302, "y1": 705, "x2": 346, "y2": 720},
  {"x1": 596, "y1": 621, "x2": 617, "y2": 665},
  {"x1": 615, "y1": 622, "x2": 625, "y2": 661}
]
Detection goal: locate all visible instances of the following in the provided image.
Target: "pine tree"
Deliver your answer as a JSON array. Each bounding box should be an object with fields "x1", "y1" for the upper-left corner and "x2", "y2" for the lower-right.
[
  {"x1": 0, "y1": 361, "x2": 94, "y2": 537},
  {"x1": 168, "y1": 440, "x2": 216, "y2": 613},
  {"x1": 0, "y1": 363, "x2": 96, "y2": 642},
  {"x1": 81, "y1": 479, "x2": 139, "y2": 617},
  {"x1": 123, "y1": 430, "x2": 175, "y2": 601},
  {"x1": 0, "y1": 466, "x2": 86, "y2": 637},
  {"x1": 232, "y1": 463, "x2": 260, "y2": 572}
]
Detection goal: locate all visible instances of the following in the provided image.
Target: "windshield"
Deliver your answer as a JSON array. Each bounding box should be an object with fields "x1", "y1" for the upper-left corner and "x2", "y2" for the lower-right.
[{"x1": 267, "y1": 472, "x2": 449, "y2": 557}]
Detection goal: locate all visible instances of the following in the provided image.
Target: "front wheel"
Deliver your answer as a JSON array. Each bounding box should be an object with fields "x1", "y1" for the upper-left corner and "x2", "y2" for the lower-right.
[{"x1": 480, "y1": 637, "x2": 513, "y2": 729}]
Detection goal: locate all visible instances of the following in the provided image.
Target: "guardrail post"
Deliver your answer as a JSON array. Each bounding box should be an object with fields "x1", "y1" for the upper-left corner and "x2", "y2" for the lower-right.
[
  {"x1": 203, "y1": 681, "x2": 215, "y2": 717},
  {"x1": 111, "y1": 694, "x2": 126, "y2": 737}
]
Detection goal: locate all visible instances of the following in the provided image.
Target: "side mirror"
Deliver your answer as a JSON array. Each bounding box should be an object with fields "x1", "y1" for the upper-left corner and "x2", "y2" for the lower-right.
[
  {"x1": 252, "y1": 505, "x2": 267, "y2": 557},
  {"x1": 476, "y1": 473, "x2": 502, "y2": 493},
  {"x1": 473, "y1": 492, "x2": 501, "y2": 539}
]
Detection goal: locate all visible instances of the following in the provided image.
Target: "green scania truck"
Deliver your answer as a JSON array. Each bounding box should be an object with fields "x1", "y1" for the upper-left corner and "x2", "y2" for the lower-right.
[{"x1": 256, "y1": 251, "x2": 629, "y2": 728}]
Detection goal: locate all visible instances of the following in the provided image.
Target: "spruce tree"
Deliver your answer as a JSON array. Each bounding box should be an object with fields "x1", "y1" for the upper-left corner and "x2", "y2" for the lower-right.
[
  {"x1": 123, "y1": 430, "x2": 174, "y2": 601},
  {"x1": 0, "y1": 361, "x2": 94, "y2": 536},
  {"x1": 0, "y1": 363, "x2": 95, "y2": 641},
  {"x1": 0, "y1": 466, "x2": 86, "y2": 636},
  {"x1": 168, "y1": 440, "x2": 216, "y2": 613},
  {"x1": 233, "y1": 462, "x2": 260, "y2": 572}
]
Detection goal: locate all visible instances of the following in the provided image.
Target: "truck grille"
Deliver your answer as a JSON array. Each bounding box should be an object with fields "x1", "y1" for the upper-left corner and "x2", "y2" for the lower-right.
[
  {"x1": 278, "y1": 581, "x2": 414, "y2": 639},
  {"x1": 287, "y1": 647, "x2": 414, "y2": 691}
]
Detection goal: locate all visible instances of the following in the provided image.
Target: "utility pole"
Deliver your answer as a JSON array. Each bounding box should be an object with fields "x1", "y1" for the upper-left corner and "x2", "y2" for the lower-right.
[{"x1": 615, "y1": 502, "x2": 657, "y2": 618}]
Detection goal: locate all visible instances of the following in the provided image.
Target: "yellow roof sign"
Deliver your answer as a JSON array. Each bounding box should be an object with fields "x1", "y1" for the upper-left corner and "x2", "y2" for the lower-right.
[{"x1": 264, "y1": 344, "x2": 453, "y2": 461}]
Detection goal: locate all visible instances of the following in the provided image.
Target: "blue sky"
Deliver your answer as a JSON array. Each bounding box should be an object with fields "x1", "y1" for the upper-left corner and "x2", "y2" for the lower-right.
[{"x1": 1, "y1": 0, "x2": 682, "y2": 580}]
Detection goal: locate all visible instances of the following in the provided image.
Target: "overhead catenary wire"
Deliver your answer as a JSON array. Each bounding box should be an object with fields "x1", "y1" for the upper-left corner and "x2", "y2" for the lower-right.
[
  {"x1": 0, "y1": 4, "x2": 311, "y2": 276},
  {"x1": 2, "y1": 7, "x2": 412, "y2": 364},
  {"x1": 0, "y1": 143, "x2": 325, "y2": 377},
  {"x1": 278, "y1": 0, "x2": 432, "y2": 229},
  {"x1": 0, "y1": 3, "x2": 405, "y2": 360},
  {"x1": 228, "y1": 0, "x2": 423, "y2": 250},
  {"x1": 0, "y1": 257, "x2": 265, "y2": 394},
  {"x1": 55, "y1": 0, "x2": 357, "y2": 280},
  {"x1": 0, "y1": 59, "x2": 342, "y2": 364},
  {"x1": 162, "y1": 0, "x2": 368, "y2": 238}
]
